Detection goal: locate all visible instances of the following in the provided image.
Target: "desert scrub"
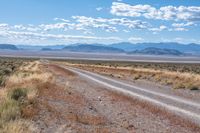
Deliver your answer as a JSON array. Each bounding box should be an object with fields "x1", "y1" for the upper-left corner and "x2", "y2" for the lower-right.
[
  {"x1": 0, "y1": 76, "x2": 5, "y2": 86},
  {"x1": 0, "y1": 99, "x2": 21, "y2": 127},
  {"x1": 0, "y1": 88, "x2": 28, "y2": 130},
  {"x1": 8, "y1": 88, "x2": 27, "y2": 101},
  {"x1": 0, "y1": 58, "x2": 24, "y2": 87}
]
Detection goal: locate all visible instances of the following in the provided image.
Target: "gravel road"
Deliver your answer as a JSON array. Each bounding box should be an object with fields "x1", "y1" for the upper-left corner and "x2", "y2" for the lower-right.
[{"x1": 64, "y1": 66, "x2": 200, "y2": 126}]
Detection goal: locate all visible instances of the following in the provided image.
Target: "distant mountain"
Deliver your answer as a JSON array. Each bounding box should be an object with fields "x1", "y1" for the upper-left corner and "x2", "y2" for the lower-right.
[
  {"x1": 41, "y1": 48, "x2": 53, "y2": 51},
  {"x1": 1, "y1": 42, "x2": 200, "y2": 56},
  {"x1": 17, "y1": 45, "x2": 66, "y2": 50},
  {"x1": 62, "y1": 44, "x2": 125, "y2": 53},
  {"x1": 129, "y1": 47, "x2": 184, "y2": 56},
  {"x1": 110, "y1": 42, "x2": 200, "y2": 54},
  {"x1": 0, "y1": 44, "x2": 18, "y2": 50}
]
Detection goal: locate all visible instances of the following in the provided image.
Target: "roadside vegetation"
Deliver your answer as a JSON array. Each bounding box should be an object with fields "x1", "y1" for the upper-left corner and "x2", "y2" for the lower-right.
[
  {"x1": 62, "y1": 60, "x2": 200, "y2": 90},
  {"x1": 0, "y1": 58, "x2": 23, "y2": 87},
  {"x1": 0, "y1": 59, "x2": 52, "y2": 133},
  {"x1": 62, "y1": 59, "x2": 200, "y2": 74}
]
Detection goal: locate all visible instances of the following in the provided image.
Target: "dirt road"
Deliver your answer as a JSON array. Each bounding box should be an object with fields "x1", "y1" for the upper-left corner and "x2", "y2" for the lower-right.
[
  {"x1": 64, "y1": 66, "x2": 200, "y2": 125},
  {"x1": 33, "y1": 63, "x2": 200, "y2": 132}
]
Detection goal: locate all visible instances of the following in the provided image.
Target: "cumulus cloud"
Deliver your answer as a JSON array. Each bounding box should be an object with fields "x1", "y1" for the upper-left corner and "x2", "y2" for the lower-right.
[
  {"x1": 71, "y1": 16, "x2": 150, "y2": 32},
  {"x1": 111, "y1": 2, "x2": 200, "y2": 22},
  {"x1": 170, "y1": 22, "x2": 196, "y2": 31},
  {"x1": 41, "y1": 16, "x2": 150, "y2": 34},
  {"x1": 96, "y1": 7, "x2": 103, "y2": 11},
  {"x1": 172, "y1": 22, "x2": 195, "y2": 27},
  {"x1": 149, "y1": 25, "x2": 167, "y2": 32},
  {"x1": 14, "y1": 24, "x2": 41, "y2": 32},
  {"x1": 0, "y1": 30, "x2": 122, "y2": 44},
  {"x1": 39, "y1": 23, "x2": 71, "y2": 31},
  {"x1": 173, "y1": 27, "x2": 188, "y2": 31},
  {"x1": 128, "y1": 37, "x2": 143, "y2": 42},
  {"x1": 0, "y1": 23, "x2": 9, "y2": 30}
]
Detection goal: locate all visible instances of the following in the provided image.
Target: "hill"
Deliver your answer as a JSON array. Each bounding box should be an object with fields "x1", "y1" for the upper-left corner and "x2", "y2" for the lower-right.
[
  {"x1": 41, "y1": 48, "x2": 54, "y2": 51},
  {"x1": 110, "y1": 42, "x2": 200, "y2": 54},
  {"x1": 62, "y1": 44, "x2": 125, "y2": 53},
  {"x1": 0, "y1": 44, "x2": 18, "y2": 50},
  {"x1": 17, "y1": 45, "x2": 66, "y2": 50},
  {"x1": 128, "y1": 47, "x2": 184, "y2": 56}
]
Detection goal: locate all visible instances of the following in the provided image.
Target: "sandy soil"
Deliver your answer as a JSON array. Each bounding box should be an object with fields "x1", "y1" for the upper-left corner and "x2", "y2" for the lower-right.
[{"x1": 32, "y1": 64, "x2": 200, "y2": 133}]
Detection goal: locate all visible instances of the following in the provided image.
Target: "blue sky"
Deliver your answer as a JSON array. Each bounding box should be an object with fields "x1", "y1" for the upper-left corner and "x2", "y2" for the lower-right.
[{"x1": 0, "y1": 0, "x2": 200, "y2": 45}]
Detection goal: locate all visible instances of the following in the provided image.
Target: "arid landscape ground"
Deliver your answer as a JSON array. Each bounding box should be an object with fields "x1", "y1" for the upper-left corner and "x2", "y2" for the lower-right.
[{"x1": 0, "y1": 57, "x2": 200, "y2": 133}]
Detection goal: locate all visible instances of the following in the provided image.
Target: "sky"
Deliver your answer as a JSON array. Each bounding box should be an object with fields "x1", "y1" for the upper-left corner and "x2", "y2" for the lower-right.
[{"x1": 0, "y1": 0, "x2": 200, "y2": 45}]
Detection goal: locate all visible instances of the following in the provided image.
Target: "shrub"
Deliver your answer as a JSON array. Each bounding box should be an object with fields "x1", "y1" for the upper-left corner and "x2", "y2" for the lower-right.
[
  {"x1": 0, "y1": 76, "x2": 5, "y2": 86},
  {"x1": 3, "y1": 68, "x2": 12, "y2": 75},
  {"x1": 173, "y1": 83, "x2": 186, "y2": 89},
  {"x1": 8, "y1": 88, "x2": 27, "y2": 101},
  {"x1": 190, "y1": 86, "x2": 199, "y2": 91},
  {"x1": 0, "y1": 99, "x2": 20, "y2": 126}
]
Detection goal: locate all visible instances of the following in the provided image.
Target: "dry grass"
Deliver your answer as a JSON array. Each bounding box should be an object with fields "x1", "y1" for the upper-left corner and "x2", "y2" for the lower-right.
[
  {"x1": 0, "y1": 61, "x2": 52, "y2": 132},
  {"x1": 1, "y1": 120, "x2": 36, "y2": 133},
  {"x1": 68, "y1": 63, "x2": 200, "y2": 90},
  {"x1": 77, "y1": 114, "x2": 106, "y2": 125},
  {"x1": 130, "y1": 68, "x2": 200, "y2": 90}
]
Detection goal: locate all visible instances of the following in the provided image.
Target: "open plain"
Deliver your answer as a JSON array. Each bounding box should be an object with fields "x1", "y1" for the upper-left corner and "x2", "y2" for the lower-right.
[{"x1": 0, "y1": 57, "x2": 200, "y2": 133}]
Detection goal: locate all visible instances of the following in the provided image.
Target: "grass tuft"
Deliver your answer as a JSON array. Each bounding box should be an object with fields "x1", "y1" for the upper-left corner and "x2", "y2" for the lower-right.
[
  {"x1": 8, "y1": 88, "x2": 27, "y2": 101},
  {"x1": 0, "y1": 99, "x2": 21, "y2": 127}
]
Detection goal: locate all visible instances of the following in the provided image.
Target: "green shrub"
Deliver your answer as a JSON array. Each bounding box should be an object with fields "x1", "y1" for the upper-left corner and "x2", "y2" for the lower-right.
[
  {"x1": 8, "y1": 88, "x2": 27, "y2": 101},
  {"x1": 3, "y1": 68, "x2": 12, "y2": 75}
]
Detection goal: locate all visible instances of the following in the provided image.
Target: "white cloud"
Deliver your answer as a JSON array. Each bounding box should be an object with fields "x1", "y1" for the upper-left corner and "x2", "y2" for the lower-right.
[
  {"x1": 71, "y1": 16, "x2": 149, "y2": 31},
  {"x1": 0, "y1": 30, "x2": 122, "y2": 44},
  {"x1": 170, "y1": 22, "x2": 195, "y2": 31},
  {"x1": 149, "y1": 25, "x2": 167, "y2": 33},
  {"x1": 111, "y1": 2, "x2": 200, "y2": 22},
  {"x1": 174, "y1": 27, "x2": 188, "y2": 31},
  {"x1": 172, "y1": 22, "x2": 195, "y2": 27},
  {"x1": 96, "y1": 7, "x2": 103, "y2": 11},
  {"x1": 44, "y1": 16, "x2": 150, "y2": 33},
  {"x1": 39, "y1": 23, "x2": 71, "y2": 31},
  {"x1": 14, "y1": 24, "x2": 41, "y2": 32},
  {"x1": 128, "y1": 37, "x2": 143, "y2": 42},
  {"x1": 0, "y1": 23, "x2": 9, "y2": 31}
]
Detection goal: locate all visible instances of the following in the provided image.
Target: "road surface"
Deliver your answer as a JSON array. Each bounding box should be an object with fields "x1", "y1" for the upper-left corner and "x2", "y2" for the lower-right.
[{"x1": 62, "y1": 65, "x2": 200, "y2": 125}]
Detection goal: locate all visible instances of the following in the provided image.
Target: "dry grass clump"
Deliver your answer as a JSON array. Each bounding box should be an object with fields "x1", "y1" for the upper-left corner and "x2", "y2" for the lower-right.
[
  {"x1": 0, "y1": 88, "x2": 32, "y2": 132},
  {"x1": 6, "y1": 61, "x2": 53, "y2": 89},
  {"x1": 0, "y1": 98, "x2": 20, "y2": 125},
  {"x1": 1, "y1": 120, "x2": 36, "y2": 133},
  {"x1": 0, "y1": 58, "x2": 23, "y2": 87},
  {"x1": 129, "y1": 68, "x2": 200, "y2": 90},
  {"x1": 144, "y1": 69, "x2": 200, "y2": 90}
]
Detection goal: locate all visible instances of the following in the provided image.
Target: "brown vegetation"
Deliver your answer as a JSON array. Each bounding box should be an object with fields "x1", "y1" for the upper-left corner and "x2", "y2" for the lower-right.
[
  {"x1": 0, "y1": 60, "x2": 51, "y2": 133},
  {"x1": 67, "y1": 62, "x2": 200, "y2": 90}
]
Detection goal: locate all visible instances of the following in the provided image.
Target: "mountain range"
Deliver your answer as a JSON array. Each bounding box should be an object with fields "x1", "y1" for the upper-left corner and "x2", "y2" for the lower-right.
[
  {"x1": 62, "y1": 44, "x2": 124, "y2": 53},
  {"x1": 110, "y1": 42, "x2": 200, "y2": 54},
  {"x1": 128, "y1": 47, "x2": 184, "y2": 56},
  {"x1": 0, "y1": 44, "x2": 18, "y2": 50},
  {"x1": 1, "y1": 42, "x2": 200, "y2": 56}
]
